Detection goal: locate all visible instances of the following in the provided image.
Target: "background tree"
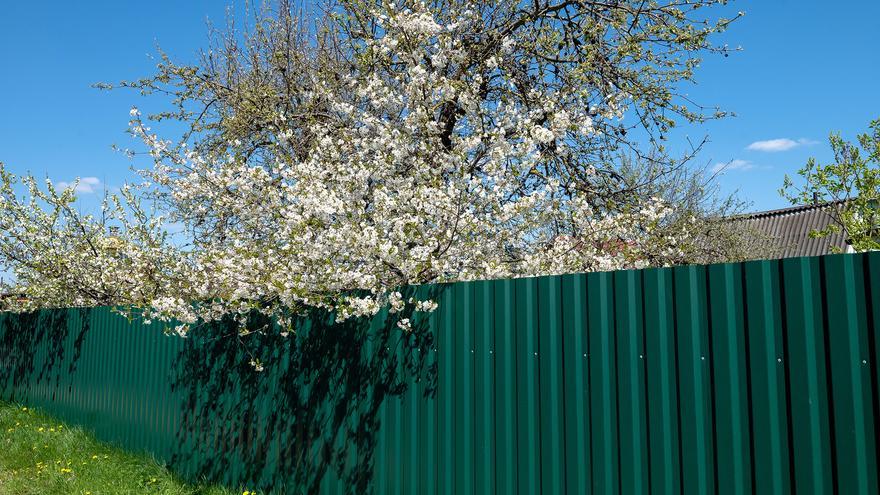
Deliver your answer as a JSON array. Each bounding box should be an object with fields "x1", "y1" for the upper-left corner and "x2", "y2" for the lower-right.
[
  {"x1": 616, "y1": 151, "x2": 776, "y2": 264},
  {"x1": 781, "y1": 118, "x2": 880, "y2": 252}
]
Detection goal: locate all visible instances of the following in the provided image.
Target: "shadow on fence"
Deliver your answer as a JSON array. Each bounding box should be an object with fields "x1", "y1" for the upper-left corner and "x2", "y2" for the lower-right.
[
  {"x1": 169, "y1": 285, "x2": 440, "y2": 493},
  {"x1": 0, "y1": 287, "x2": 441, "y2": 494},
  {"x1": 0, "y1": 308, "x2": 91, "y2": 403}
]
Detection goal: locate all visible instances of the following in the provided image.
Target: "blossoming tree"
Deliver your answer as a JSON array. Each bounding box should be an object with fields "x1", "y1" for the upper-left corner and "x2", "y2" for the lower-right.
[{"x1": 1, "y1": 0, "x2": 750, "y2": 335}]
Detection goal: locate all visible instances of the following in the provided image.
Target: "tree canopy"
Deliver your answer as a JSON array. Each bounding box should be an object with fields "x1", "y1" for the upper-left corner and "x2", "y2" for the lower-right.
[
  {"x1": 0, "y1": 0, "x2": 754, "y2": 340},
  {"x1": 781, "y1": 118, "x2": 880, "y2": 252}
]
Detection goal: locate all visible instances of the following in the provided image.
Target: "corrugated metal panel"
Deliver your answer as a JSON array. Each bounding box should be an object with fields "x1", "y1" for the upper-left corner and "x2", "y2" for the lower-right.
[
  {"x1": 560, "y1": 273, "x2": 589, "y2": 494},
  {"x1": 538, "y1": 275, "x2": 565, "y2": 494},
  {"x1": 708, "y1": 262, "x2": 751, "y2": 494},
  {"x1": 515, "y1": 276, "x2": 540, "y2": 494},
  {"x1": 781, "y1": 256, "x2": 832, "y2": 494},
  {"x1": 674, "y1": 264, "x2": 715, "y2": 494},
  {"x1": 473, "y1": 280, "x2": 494, "y2": 495},
  {"x1": 2, "y1": 252, "x2": 880, "y2": 494},
  {"x1": 494, "y1": 278, "x2": 517, "y2": 494},
  {"x1": 643, "y1": 267, "x2": 682, "y2": 494},
  {"x1": 824, "y1": 255, "x2": 878, "y2": 494},
  {"x1": 614, "y1": 269, "x2": 648, "y2": 495},
  {"x1": 744, "y1": 260, "x2": 791, "y2": 494}
]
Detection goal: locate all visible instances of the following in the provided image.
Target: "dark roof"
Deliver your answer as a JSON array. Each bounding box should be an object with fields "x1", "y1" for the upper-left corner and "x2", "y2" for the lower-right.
[{"x1": 729, "y1": 201, "x2": 849, "y2": 258}]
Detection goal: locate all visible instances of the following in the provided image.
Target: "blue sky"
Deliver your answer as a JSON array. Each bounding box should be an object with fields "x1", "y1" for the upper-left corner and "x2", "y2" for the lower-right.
[{"x1": 1, "y1": 0, "x2": 878, "y2": 212}]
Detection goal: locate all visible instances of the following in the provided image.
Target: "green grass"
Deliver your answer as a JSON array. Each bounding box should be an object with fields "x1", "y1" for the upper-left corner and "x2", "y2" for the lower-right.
[{"x1": 0, "y1": 402, "x2": 256, "y2": 495}]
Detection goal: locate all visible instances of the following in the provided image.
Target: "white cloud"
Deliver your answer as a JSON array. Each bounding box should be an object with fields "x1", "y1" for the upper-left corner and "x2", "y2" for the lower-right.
[
  {"x1": 56, "y1": 177, "x2": 102, "y2": 194},
  {"x1": 711, "y1": 159, "x2": 754, "y2": 174},
  {"x1": 746, "y1": 138, "x2": 817, "y2": 152}
]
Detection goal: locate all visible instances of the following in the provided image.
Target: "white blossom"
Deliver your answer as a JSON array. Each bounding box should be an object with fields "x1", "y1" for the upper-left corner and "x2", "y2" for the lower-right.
[{"x1": 0, "y1": 0, "x2": 738, "y2": 340}]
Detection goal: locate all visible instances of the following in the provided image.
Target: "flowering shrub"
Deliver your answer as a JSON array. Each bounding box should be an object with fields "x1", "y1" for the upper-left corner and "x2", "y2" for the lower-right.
[{"x1": 1, "y1": 0, "x2": 748, "y2": 341}]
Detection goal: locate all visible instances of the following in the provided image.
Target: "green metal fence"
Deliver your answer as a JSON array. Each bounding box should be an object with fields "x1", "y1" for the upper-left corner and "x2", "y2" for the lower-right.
[{"x1": 2, "y1": 252, "x2": 879, "y2": 494}]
